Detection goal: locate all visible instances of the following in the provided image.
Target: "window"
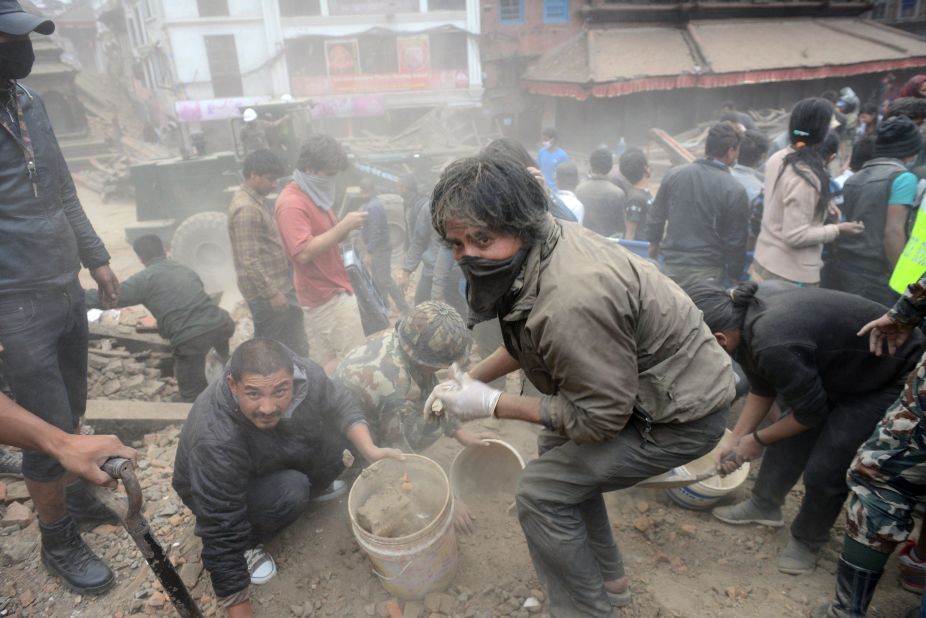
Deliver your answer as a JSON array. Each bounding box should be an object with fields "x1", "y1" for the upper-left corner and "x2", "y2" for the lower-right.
[
  {"x1": 279, "y1": 0, "x2": 321, "y2": 17},
  {"x1": 204, "y1": 35, "x2": 243, "y2": 97},
  {"x1": 359, "y1": 34, "x2": 398, "y2": 74},
  {"x1": 871, "y1": 0, "x2": 887, "y2": 18},
  {"x1": 543, "y1": 0, "x2": 569, "y2": 23},
  {"x1": 126, "y1": 16, "x2": 139, "y2": 47},
  {"x1": 155, "y1": 50, "x2": 172, "y2": 86},
  {"x1": 286, "y1": 38, "x2": 327, "y2": 77},
  {"x1": 498, "y1": 0, "x2": 524, "y2": 24},
  {"x1": 197, "y1": 0, "x2": 229, "y2": 17},
  {"x1": 134, "y1": 6, "x2": 149, "y2": 43},
  {"x1": 430, "y1": 32, "x2": 468, "y2": 71},
  {"x1": 901, "y1": 0, "x2": 918, "y2": 18},
  {"x1": 429, "y1": 0, "x2": 466, "y2": 9}
]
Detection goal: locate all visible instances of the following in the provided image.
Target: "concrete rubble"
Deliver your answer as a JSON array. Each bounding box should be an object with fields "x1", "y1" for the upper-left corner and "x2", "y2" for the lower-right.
[
  {"x1": 87, "y1": 338, "x2": 179, "y2": 403},
  {"x1": 0, "y1": 425, "x2": 221, "y2": 618}
]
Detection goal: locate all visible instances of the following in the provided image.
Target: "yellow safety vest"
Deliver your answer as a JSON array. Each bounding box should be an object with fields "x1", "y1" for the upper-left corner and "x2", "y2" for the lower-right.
[{"x1": 891, "y1": 204, "x2": 926, "y2": 293}]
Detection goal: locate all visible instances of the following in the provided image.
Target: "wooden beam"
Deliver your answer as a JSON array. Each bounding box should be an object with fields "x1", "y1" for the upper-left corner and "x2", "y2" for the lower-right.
[
  {"x1": 88, "y1": 323, "x2": 171, "y2": 354},
  {"x1": 648, "y1": 128, "x2": 696, "y2": 165},
  {"x1": 84, "y1": 399, "x2": 190, "y2": 441}
]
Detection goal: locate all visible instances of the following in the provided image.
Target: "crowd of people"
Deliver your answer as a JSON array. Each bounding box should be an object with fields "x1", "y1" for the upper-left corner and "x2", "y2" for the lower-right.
[{"x1": 9, "y1": 1, "x2": 926, "y2": 616}]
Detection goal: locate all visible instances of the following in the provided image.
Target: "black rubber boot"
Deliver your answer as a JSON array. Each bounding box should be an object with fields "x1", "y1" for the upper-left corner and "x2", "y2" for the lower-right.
[
  {"x1": 66, "y1": 479, "x2": 120, "y2": 530},
  {"x1": 40, "y1": 515, "x2": 114, "y2": 595},
  {"x1": 815, "y1": 558, "x2": 883, "y2": 618}
]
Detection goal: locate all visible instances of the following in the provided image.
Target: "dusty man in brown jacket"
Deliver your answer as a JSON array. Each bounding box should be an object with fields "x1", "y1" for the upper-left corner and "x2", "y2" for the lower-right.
[{"x1": 424, "y1": 155, "x2": 735, "y2": 617}]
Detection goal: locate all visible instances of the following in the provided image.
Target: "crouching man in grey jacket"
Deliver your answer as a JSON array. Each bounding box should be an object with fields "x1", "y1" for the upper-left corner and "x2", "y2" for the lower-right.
[{"x1": 172, "y1": 338, "x2": 402, "y2": 618}]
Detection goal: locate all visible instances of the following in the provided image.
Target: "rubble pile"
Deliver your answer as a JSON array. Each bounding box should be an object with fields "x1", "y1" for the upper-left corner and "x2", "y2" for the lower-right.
[
  {"x1": 0, "y1": 426, "x2": 222, "y2": 618},
  {"x1": 87, "y1": 339, "x2": 179, "y2": 403}
]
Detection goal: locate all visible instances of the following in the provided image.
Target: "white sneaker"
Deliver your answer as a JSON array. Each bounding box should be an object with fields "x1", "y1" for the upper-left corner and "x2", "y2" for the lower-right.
[
  {"x1": 244, "y1": 546, "x2": 276, "y2": 585},
  {"x1": 310, "y1": 479, "x2": 347, "y2": 503}
]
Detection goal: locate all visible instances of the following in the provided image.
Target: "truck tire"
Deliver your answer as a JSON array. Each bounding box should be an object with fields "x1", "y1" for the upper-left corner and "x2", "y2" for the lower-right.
[{"x1": 170, "y1": 211, "x2": 236, "y2": 295}]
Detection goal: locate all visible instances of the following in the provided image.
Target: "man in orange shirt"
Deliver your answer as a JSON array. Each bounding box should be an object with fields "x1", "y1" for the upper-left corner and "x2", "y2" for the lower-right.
[{"x1": 275, "y1": 135, "x2": 367, "y2": 373}]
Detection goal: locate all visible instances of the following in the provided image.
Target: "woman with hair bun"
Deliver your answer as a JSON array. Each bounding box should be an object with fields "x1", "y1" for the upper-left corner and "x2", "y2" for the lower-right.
[
  {"x1": 751, "y1": 98, "x2": 865, "y2": 286},
  {"x1": 688, "y1": 281, "x2": 924, "y2": 577}
]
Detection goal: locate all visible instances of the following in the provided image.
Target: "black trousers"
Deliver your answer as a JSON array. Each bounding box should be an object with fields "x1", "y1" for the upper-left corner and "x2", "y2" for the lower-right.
[
  {"x1": 751, "y1": 385, "x2": 903, "y2": 550},
  {"x1": 173, "y1": 318, "x2": 235, "y2": 402},
  {"x1": 0, "y1": 281, "x2": 87, "y2": 481},
  {"x1": 248, "y1": 296, "x2": 309, "y2": 358},
  {"x1": 516, "y1": 409, "x2": 727, "y2": 617},
  {"x1": 821, "y1": 262, "x2": 899, "y2": 308}
]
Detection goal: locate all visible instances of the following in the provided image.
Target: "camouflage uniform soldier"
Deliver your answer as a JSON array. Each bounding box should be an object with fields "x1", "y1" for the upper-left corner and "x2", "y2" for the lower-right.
[
  {"x1": 335, "y1": 302, "x2": 485, "y2": 452},
  {"x1": 819, "y1": 274, "x2": 926, "y2": 618}
]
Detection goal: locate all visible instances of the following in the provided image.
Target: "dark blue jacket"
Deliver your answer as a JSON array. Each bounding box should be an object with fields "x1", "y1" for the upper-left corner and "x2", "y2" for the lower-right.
[
  {"x1": 645, "y1": 158, "x2": 749, "y2": 281},
  {"x1": 0, "y1": 83, "x2": 109, "y2": 294}
]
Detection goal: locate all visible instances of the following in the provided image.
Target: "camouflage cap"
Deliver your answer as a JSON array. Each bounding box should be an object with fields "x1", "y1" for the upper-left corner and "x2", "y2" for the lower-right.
[{"x1": 397, "y1": 301, "x2": 471, "y2": 369}]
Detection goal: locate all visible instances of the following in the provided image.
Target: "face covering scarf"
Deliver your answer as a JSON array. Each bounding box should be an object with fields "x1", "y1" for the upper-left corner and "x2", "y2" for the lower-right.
[
  {"x1": 0, "y1": 39, "x2": 35, "y2": 80},
  {"x1": 293, "y1": 169, "x2": 336, "y2": 212},
  {"x1": 458, "y1": 245, "x2": 530, "y2": 323}
]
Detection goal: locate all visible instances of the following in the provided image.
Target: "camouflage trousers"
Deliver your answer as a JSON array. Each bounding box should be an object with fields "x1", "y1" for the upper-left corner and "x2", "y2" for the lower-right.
[{"x1": 846, "y1": 358, "x2": 926, "y2": 554}]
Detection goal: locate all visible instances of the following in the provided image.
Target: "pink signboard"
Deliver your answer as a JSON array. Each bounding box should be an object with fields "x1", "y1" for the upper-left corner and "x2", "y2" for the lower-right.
[{"x1": 292, "y1": 70, "x2": 469, "y2": 96}]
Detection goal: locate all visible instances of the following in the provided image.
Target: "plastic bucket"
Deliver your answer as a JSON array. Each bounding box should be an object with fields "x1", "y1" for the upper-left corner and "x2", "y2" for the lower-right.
[
  {"x1": 665, "y1": 431, "x2": 750, "y2": 510},
  {"x1": 449, "y1": 439, "x2": 525, "y2": 502},
  {"x1": 348, "y1": 454, "x2": 457, "y2": 600}
]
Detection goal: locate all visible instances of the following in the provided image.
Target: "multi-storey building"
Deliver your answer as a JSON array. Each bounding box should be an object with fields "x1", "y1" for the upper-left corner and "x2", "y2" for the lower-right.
[
  {"x1": 111, "y1": 0, "x2": 482, "y2": 145},
  {"x1": 481, "y1": 0, "x2": 926, "y2": 150}
]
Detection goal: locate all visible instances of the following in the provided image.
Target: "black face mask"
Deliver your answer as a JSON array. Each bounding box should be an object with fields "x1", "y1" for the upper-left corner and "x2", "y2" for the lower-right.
[
  {"x1": 0, "y1": 39, "x2": 35, "y2": 80},
  {"x1": 458, "y1": 245, "x2": 531, "y2": 323}
]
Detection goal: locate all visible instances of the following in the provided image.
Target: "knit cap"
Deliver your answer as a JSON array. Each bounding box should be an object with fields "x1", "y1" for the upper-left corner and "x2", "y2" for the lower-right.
[{"x1": 875, "y1": 116, "x2": 923, "y2": 159}]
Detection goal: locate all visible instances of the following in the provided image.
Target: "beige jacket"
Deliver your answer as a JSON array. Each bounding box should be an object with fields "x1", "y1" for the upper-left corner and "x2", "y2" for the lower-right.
[
  {"x1": 753, "y1": 148, "x2": 839, "y2": 284},
  {"x1": 499, "y1": 217, "x2": 734, "y2": 444}
]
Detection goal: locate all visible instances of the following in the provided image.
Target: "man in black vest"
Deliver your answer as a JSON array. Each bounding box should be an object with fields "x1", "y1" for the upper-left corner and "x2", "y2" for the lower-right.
[{"x1": 822, "y1": 116, "x2": 923, "y2": 306}]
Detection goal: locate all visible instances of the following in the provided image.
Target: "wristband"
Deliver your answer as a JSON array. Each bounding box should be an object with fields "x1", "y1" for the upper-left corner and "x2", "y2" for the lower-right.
[{"x1": 752, "y1": 429, "x2": 769, "y2": 447}]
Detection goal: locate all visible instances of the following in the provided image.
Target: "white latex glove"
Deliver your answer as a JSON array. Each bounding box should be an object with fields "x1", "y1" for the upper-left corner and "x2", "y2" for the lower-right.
[{"x1": 423, "y1": 363, "x2": 502, "y2": 423}]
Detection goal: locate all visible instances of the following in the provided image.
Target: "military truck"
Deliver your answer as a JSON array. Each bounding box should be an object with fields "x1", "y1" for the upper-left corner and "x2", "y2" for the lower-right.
[
  {"x1": 124, "y1": 99, "x2": 427, "y2": 294},
  {"x1": 125, "y1": 98, "x2": 482, "y2": 294},
  {"x1": 123, "y1": 99, "x2": 314, "y2": 293}
]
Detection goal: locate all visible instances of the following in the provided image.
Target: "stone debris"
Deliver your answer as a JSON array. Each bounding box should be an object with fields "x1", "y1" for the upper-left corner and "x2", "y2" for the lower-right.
[
  {"x1": 3, "y1": 480, "x2": 30, "y2": 502},
  {"x1": 0, "y1": 412, "x2": 916, "y2": 618},
  {"x1": 87, "y1": 338, "x2": 178, "y2": 402},
  {"x1": 1, "y1": 501, "x2": 34, "y2": 528}
]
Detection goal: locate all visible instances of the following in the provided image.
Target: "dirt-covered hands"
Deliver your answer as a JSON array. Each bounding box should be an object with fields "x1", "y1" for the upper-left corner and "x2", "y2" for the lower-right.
[
  {"x1": 90, "y1": 264, "x2": 120, "y2": 308},
  {"x1": 58, "y1": 434, "x2": 137, "y2": 488},
  {"x1": 363, "y1": 446, "x2": 405, "y2": 463},
  {"x1": 716, "y1": 433, "x2": 762, "y2": 476},
  {"x1": 454, "y1": 429, "x2": 495, "y2": 447},
  {"x1": 859, "y1": 313, "x2": 915, "y2": 356}
]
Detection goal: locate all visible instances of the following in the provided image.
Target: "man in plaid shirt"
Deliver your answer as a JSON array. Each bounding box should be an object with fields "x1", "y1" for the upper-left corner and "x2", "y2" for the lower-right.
[{"x1": 228, "y1": 149, "x2": 309, "y2": 357}]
